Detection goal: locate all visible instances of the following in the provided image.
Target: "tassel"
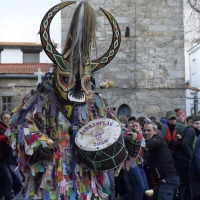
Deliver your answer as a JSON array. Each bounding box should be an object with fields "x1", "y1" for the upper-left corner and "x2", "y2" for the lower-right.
[
  {"x1": 81, "y1": 105, "x2": 87, "y2": 120},
  {"x1": 95, "y1": 96, "x2": 102, "y2": 108}
]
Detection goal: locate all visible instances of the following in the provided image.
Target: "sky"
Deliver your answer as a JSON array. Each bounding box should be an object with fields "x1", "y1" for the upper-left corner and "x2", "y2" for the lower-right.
[{"x1": 0, "y1": 0, "x2": 61, "y2": 45}]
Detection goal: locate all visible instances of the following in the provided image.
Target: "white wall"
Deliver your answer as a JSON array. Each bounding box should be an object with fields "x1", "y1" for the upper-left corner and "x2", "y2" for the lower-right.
[
  {"x1": 40, "y1": 48, "x2": 61, "y2": 63},
  {"x1": 187, "y1": 44, "x2": 200, "y2": 115},
  {"x1": 1, "y1": 49, "x2": 23, "y2": 63},
  {"x1": 40, "y1": 51, "x2": 52, "y2": 63},
  {"x1": 189, "y1": 45, "x2": 200, "y2": 88},
  {"x1": 1, "y1": 48, "x2": 54, "y2": 63}
]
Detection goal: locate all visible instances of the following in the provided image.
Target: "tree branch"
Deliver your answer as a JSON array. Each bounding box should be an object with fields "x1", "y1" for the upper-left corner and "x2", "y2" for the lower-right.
[{"x1": 188, "y1": 0, "x2": 200, "y2": 13}]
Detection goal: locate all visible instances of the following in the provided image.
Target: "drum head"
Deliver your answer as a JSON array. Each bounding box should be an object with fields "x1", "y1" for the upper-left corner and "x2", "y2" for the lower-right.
[{"x1": 75, "y1": 118, "x2": 121, "y2": 151}]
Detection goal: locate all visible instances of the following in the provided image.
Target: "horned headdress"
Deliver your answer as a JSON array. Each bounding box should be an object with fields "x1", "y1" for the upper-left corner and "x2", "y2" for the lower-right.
[
  {"x1": 6, "y1": 2, "x2": 141, "y2": 199},
  {"x1": 40, "y1": 1, "x2": 121, "y2": 103}
]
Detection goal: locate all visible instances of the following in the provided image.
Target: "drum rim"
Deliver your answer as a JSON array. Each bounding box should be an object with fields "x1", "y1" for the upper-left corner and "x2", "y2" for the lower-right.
[{"x1": 75, "y1": 118, "x2": 121, "y2": 151}]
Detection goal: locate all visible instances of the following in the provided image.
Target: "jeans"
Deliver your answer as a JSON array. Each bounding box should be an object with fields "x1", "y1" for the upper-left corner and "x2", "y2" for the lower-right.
[
  {"x1": 107, "y1": 169, "x2": 115, "y2": 200},
  {"x1": 128, "y1": 165, "x2": 148, "y2": 200},
  {"x1": 0, "y1": 164, "x2": 13, "y2": 199},
  {"x1": 121, "y1": 165, "x2": 148, "y2": 200},
  {"x1": 174, "y1": 158, "x2": 191, "y2": 200},
  {"x1": 104, "y1": 170, "x2": 115, "y2": 200},
  {"x1": 115, "y1": 169, "x2": 134, "y2": 200},
  {"x1": 189, "y1": 172, "x2": 200, "y2": 200},
  {"x1": 151, "y1": 176, "x2": 180, "y2": 200}
]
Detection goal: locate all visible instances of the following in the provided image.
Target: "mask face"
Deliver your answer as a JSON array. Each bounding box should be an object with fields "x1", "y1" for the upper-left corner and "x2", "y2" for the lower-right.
[{"x1": 40, "y1": 1, "x2": 121, "y2": 103}]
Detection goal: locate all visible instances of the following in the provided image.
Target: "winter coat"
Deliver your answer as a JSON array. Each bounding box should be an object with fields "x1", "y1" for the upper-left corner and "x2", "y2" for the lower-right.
[
  {"x1": 190, "y1": 136, "x2": 200, "y2": 180},
  {"x1": 0, "y1": 121, "x2": 9, "y2": 164},
  {"x1": 145, "y1": 134, "x2": 177, "y2": 182},
  {"x1": 176, "y1": 121, "x2": 186, "y2": 136},
  {"x1": 179, "y1": 126, "x2": 199, "y2": 161}
]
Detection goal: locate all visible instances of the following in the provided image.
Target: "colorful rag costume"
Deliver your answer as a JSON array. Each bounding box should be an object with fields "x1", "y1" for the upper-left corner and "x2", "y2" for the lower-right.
[{"x1": 5, "y1": 1, "x2": 140, "y2": 199}]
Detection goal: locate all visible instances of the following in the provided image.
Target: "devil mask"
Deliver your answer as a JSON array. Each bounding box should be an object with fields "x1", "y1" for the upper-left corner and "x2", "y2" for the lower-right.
[{"x1": 40, "y1": 1, "x2": 121, "y2": 103}]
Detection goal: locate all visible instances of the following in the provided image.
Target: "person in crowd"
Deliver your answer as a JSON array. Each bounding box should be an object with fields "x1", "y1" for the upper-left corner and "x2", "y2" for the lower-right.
[
  {"x1": 165, "y1": 111, "x2": 180, "y2": 154},
  {"x1": 166, "y1": 111, "x2": 177, "y2": 141},
  {"x1": 149, "y1": 116, "x2": 156, "y2": 122},
  {"x1": 190, "y1": 134, "x2": 200, "y2": 200},
  {"x1": 171, "y1": 115, "x2": 200, "y2": 200},
  {"x1": 138, "y1": 116, "x2": 146, "y2": 129},
  {"x1": 186, "y1": 115, "x2": 193, "y2": 127},
  {"x1": 1, "y1": 111, "x2": 23, "y2": 198},
  {"x1": 115, "y1": 116, "x2": 142, "y2": 200},
  {"x1": 143, "y1": 121, "x2": 180, "y2": 200},
  {"x1": 118, "y1": 116, "x2": 129, "y2": 134},
  {"x1": 0, "y1": 112, "x2": 13, "y2": 200},
  {"x1": 154, "y1": 121, "x2": 162, "y2": 135},
  {"x1": 175, "y1": 109, "x2": 186, "y2": 137},
  {"x1": 149, "y1": 116, "x2": 168, "y2": 138},
  {"x1": 115, "y1": 116, "x2": 134, "y2": 200},
  {"x1": 160, "y1": 117, "x2": 168, "y2": 125},
  {"x1": 128, "y1": 116, "x2": 137, "y2": 125},
  {"x1": 197, "y1": 111, "x2": 200, "y2": 117},
  {"x1": 129, "y1": 120, "x2": 148, "y2": 200},
  {"x1": 173, "y1": 116, "x2": 200, "y2": 200}
]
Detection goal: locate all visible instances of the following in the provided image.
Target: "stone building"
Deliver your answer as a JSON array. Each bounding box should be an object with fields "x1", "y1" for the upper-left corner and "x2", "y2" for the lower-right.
[
  {"x1": 0, "y1": 42, "x2": 53, "y2": 113},
  {"x1": 61, "y1": 0, "x2": 186, "y2": 119},
  {"x1": 0, "y1": 64, "x2": 52, "y2": 113}
]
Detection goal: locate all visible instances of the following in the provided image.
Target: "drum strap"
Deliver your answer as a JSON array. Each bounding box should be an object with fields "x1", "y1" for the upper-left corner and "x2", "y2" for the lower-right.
[{"x1": 71, "y1": 105, "x2": 78, "y2": 196}]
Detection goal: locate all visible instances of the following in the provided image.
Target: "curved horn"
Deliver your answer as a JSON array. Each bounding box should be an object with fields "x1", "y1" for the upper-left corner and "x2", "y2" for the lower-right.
[
  {"x1": 40, "y1": 1, "x2": 75, "y2": 70},
  {"x1": 90, "y1": 8, "x2": 121, "y2": 72}
]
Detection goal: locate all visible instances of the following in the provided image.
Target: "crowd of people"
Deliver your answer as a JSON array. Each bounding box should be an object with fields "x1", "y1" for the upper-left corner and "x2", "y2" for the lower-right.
[
  {"x1": 113, "y1": 109, "x2": 200, "y2": 200},
  {"x1": 0, "y1": 108, "x2": 200, "y2": 200}
]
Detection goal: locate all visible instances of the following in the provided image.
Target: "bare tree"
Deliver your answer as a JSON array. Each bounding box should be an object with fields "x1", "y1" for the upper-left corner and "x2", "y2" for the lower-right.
[
  {"x1": 188, "y1": 0, "x2": 200, "y2": 13},
  {"x1": 184, "y1": 0, "x2": 200, "y2": 48}
]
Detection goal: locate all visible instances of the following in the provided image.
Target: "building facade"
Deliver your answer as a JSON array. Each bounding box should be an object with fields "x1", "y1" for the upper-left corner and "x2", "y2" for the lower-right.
[
  {"x1": 61, "y1": 0, "x2": 186, "y2": 119},
  {"x1": 186, "y1": 43, "x2": 200, "y2": 116},
  {"x1": 0, "y1": 42, "x2": 54, "y2": 113}
]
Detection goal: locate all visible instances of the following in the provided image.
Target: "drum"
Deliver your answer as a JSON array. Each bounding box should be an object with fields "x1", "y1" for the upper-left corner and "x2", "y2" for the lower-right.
[{"x1": 75, "y1": 118, "x2": 128, "y2": 171}]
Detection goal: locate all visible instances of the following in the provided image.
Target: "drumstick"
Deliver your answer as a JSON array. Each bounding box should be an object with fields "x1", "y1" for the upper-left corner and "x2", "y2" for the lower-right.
[
  {"x1": 47, "y1": 135, "x2": 70, "y2": 149},
  {"x1": 114, "y1": 162, "x2": 124, "y2": 177}
]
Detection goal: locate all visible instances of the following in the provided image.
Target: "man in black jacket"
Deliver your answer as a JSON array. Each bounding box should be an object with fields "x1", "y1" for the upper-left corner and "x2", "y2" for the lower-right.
[
  {"x1": 174, "y1": 116, "x2": 200, "y2": 200},
  {"x1": 143, "y1": 122, "x2": 180, "y2": 200},
  {"x1": 190, "y1": 135, "x2": 200, "y2": 200}
]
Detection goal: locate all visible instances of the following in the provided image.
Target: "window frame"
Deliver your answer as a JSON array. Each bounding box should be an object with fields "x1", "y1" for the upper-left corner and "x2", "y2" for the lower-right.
[{"x1": 1, "y1": 96, "x2": 12, "y2": 112}]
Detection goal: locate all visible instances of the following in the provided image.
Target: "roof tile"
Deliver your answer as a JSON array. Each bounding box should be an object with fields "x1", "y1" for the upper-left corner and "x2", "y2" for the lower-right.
[{"x1": 0, "y1": 63, "x2": 53, "y2": 74}]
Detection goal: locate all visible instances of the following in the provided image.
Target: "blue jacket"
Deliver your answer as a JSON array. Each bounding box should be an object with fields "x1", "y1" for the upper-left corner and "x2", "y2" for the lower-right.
[{"x1": 190, "y1": 136, "x2": 200, "y2": 180}]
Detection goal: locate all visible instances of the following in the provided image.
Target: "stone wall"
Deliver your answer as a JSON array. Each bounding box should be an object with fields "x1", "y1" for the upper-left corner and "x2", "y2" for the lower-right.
[
  {"x1": 61, "y1": 0, "x2": 185, "y2": 119},
  {"x1": 0, "y1": 78, "x2": 37, "y2": 113}
]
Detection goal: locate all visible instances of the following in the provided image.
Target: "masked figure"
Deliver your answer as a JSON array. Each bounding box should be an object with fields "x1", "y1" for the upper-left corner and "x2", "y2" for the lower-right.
[{"x1": 6, "y1": 1, "x2": 140, "y2": 199}]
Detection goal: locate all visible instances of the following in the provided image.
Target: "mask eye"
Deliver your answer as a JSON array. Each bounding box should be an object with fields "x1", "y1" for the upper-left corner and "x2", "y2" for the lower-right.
[
  {"x1": 86, "y1": 79, "x2": 90, "y2": 86},
  {"x1": 61, "y1": 76, "x2": 69, "y2": 84},
  {"x1": 81, "y1": 75, "x2": 90, "y2": 93}
]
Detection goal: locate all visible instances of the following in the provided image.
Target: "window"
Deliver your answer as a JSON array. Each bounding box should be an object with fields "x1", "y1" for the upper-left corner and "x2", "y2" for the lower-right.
[
  {"x1": 191, "y1": 58, "x2": 197, "y2": 75},
  {"x1": 1, "y1": 96, "x2": 12, "y2": 112},
  {"x1": 23, "y1": 52, "x2": 39, "y2": 63}
]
